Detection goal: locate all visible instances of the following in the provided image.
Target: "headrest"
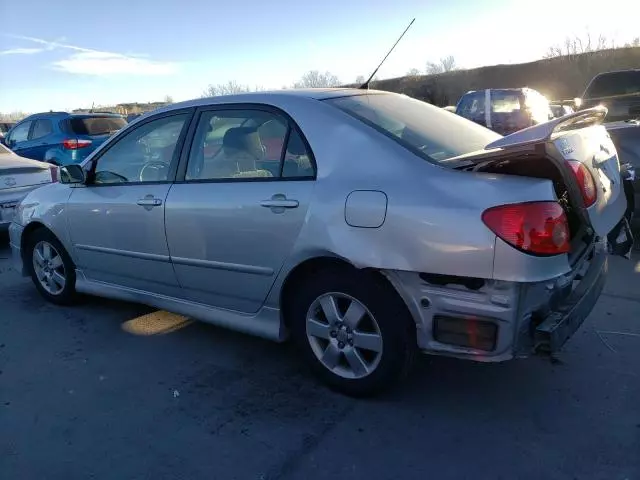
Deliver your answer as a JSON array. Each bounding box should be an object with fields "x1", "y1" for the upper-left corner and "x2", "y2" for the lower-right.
[{"x1": 223, "y1": 127, "x2": 263, "y2": 160}]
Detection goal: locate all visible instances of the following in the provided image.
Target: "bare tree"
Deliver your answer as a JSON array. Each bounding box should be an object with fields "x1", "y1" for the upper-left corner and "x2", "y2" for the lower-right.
[
  {"x1": 0, "y1": 111, "x2": 29, "y2": 122},
  {"x1": 293, "y1": 70, "x2": 341, "y2": 88},
  {"x1": 624, "y1": 37, "x2": 640, "y2": 48},
  {"x1": 163, "y1": 95, "x2": 174, "y2": 103},
  {"x1": 406, "y1": 68, "x2": 422, "y2": 77},
  {"x1": 425, "y1": 56, "x2": 457, "y2": 75},
  {"x1": 544, "y1": 33, "x2": 615, "y2": 58},
  {"x1": 440, "y1": 55, "x2": 457, "y2": 72},
  {"x1": 202, "y1": 81, "x2": 262, "y2": 97},
  {"x1": 425, "y1": 62, "x2": 443, "y2": 75}
]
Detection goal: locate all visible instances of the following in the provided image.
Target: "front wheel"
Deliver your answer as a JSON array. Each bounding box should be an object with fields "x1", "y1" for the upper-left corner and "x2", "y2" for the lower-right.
[
  {"x1": 289, "y1": 268, "x2": 417, "y2": 397},
  {"x1": 27, "y1": 229, "x2": 77, "y2": 305}
]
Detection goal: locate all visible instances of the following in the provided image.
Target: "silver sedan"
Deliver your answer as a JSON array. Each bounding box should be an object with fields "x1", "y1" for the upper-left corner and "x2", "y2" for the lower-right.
[
  {"x1": 9, "y1": 90, "x2": 627, "y2": 395},
  {"x1": 1, "y1": 143, "x2": 57, "y2": 232}
]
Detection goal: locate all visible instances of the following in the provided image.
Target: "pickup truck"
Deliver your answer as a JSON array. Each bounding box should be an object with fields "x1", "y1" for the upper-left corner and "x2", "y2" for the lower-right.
[{"x1": 580, "y1": 70, "x2": 640, "y2": 122}]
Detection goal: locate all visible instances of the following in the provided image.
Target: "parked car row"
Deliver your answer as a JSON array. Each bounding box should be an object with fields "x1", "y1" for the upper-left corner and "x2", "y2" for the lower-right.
[
  {"x1": 452, "y1": 70, "x2": 639, "y2": 229},
  {"x1": 1, "y1": 112, "x2": 127, "y2": 166},
  {"x1": 6, "y1": 88, "x2": 630, "y2": 396}
]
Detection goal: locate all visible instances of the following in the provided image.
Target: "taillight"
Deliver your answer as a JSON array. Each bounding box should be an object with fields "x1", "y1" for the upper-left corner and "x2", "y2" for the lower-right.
[
  {"x1": 567, "y1": 160, "x2": 597, "y2": 207},
  {"x1": 49, "y1": 165, "x2": 59, "y2": 183},
  {"x1": 63, "y1": 138, "x2": 92, "y2": 150},
  {"x1": 482, "y1": 201, "x2": 570, "y2": 256}
]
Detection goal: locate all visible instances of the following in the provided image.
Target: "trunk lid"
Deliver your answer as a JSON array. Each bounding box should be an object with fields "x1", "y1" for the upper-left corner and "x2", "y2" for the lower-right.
[
  {"x1": 447, "y1": 108, "x2": 626, "y2": 238},
  {"x1": 0, "y1": 152, "x2": 53, "y2": 190}
]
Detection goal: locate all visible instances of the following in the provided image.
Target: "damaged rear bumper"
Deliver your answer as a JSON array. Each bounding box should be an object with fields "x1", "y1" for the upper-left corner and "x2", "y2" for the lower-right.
[
  {"x1": 534, "y1": 245, "x2": 607, "y2": 354},
  {"x1": 383, "y1": 240, "x2": 607, "y2": 362}
]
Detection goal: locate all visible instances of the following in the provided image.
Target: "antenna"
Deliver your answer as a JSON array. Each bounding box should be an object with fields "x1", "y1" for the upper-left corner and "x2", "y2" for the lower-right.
[{"x1": 359, "y1": 18, "x2": 415, "y2": 90}]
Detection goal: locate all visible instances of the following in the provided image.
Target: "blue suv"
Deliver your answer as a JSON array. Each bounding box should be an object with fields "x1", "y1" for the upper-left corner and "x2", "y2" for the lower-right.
[{"x1": 1, "y1": 112, "x2": 127, "y2": 165}]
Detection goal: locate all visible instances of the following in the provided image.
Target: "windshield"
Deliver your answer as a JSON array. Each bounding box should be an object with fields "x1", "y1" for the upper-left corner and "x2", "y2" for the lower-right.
[
  {"x1": 326, "y1": 93, "x2": 500, "y2": 163},
  {"x1": 69, "y1": 116, "x2": 127, "y2": 136},
  {"x1": 584, "y1": 71, "x2": 640, "y2": 98}
]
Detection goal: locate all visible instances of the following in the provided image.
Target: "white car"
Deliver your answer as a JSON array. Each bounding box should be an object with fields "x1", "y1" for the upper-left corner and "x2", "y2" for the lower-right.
[{"x1": 0, "y1": 143, "x2": 58, "y2": 232}]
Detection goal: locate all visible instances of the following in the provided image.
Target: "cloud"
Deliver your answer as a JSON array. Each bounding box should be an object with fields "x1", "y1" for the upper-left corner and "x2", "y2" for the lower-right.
[
  {"x1": 0, "y1": 47, "x2": 45, "y2": 55},
  {"x1": 2, "y1": 34, "x2": 177, "y2": 76},
  {"x1": 52, "y1": 51, "x2": 177, "y2": 75}
]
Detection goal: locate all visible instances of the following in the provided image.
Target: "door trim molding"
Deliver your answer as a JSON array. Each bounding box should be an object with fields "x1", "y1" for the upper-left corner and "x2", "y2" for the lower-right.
[
  {"x1": 75, "y1": 244, "x2": 171, "y2": 263},
  {"x1": 75, "y1": 244, "x2": 274, "y2": 276},
  {"x1": 171, "y1": 255, "x2": 274, "y2": 276}
]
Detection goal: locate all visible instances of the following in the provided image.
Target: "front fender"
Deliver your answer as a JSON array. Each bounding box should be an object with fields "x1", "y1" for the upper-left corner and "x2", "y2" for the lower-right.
[{"x1": 15, "y1": 182, "x2": 74, "y2": 254}]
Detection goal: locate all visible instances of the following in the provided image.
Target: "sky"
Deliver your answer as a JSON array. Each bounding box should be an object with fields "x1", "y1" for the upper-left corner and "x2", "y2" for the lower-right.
[{"x1": 0, "y1": 0, "x2": 638, "y2": 113}]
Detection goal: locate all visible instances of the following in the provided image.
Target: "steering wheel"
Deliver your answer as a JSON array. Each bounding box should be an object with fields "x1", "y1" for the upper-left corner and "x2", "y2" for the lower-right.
[{"x1": 139, "y1": 161, "x2": 169, "y2": 182}]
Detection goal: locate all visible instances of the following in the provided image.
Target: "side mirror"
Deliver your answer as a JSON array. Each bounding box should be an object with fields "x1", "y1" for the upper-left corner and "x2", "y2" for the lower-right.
[{"x1": 60, "y1": 164, "x2": 86, "y2": 184}]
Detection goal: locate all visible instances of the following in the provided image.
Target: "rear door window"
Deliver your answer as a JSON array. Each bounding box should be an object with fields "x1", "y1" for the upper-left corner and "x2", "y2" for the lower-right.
[
  {"x1": 69, "y1": 116, "x2": 127, "y2": 136},
  {"x1": 490, "y1": 92, "x2": 522, "y2": 113},
  {"x1": 31, "y1": 119, "x2": 53, "y2": 140}
]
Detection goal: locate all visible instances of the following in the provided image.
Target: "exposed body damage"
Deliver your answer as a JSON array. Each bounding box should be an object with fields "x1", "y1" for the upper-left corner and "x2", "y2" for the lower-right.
[
  {"x1": 8, "y1": 91, "x2": 628, "y2": 394},
  {"x1": 383, "y1": 238, "x2": 606, "y2": 361}
]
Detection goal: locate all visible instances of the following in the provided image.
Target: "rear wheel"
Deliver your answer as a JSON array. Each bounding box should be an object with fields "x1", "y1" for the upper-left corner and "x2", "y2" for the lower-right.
[
  {"x1": 26, "y1": 229, "x2": 77, "y2": 305},
  {"x1": 288, "y1": 267, "x2": 417, "y2": 397}
]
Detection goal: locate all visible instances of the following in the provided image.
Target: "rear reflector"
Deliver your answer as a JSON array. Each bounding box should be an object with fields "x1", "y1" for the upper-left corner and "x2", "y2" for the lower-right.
[
  {"x1": 433, "y1": 315, "x2": 498, "y2": 351},
  {"x1": 567, "y1": 160, "x2": 597, "y2": 207},
  {"x1": 63, "y1": 138, "x2": 92, "y2": 150},
  {"x1": 482, "y1": 201, "x2": 570, "y2": 256}
]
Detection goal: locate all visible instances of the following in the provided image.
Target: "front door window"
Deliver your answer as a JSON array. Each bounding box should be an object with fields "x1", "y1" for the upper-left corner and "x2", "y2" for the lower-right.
[{"x1": 92, "y1": 114, "x2": 189, "y2": 184}]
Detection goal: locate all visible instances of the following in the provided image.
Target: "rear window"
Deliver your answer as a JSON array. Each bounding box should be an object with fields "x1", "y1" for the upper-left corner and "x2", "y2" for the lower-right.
[
  {"x1": 491, "y1": 91, "x2": 522, "y2": 112},
  {"x1": 326, "y1": 93, "x2": 500, "y2": 163},
  {"x1": 69, "y1": 116, "x2": 127, "y2": 136},
  {"x1": 584, "y1": 71, "x2": 640, "y2": 98}
]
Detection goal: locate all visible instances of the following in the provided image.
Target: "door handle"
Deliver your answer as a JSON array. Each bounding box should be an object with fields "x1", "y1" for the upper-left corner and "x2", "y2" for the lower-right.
[
  {"x1": 260, "y1": 199, "x2": 299, "y2": 208},
  {"x1": 137, "y1": 197, "x2": 163, "y2": 207}
]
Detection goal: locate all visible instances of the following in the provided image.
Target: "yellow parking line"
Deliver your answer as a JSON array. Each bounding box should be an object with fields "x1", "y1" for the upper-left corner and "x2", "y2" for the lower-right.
[{"x1": 121, "y1": 310, "x2": 192, "y2": 336}]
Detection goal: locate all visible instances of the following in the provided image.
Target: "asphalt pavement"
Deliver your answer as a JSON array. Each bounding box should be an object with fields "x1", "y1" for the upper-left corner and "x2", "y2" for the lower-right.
[{"x1": 1, "y1": 235, "x2": 639, "y2": 480}]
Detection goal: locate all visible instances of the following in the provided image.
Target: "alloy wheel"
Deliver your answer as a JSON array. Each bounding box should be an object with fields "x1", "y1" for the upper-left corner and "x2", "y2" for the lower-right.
[
  {"x1": 32, "y1": 240, "x2": 66, "y2": 296},
  {"x1": 306, "y1": 292, "x2": 383, "y2": 379}
]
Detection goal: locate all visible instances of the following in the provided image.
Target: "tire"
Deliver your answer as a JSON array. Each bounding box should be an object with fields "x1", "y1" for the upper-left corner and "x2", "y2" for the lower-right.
[
  {"x1": 26, "y1": 228, "x2": 77, "y2": 305},
  {"x1": 288, "y1": 267, "x2": 417, "y2": 397}
]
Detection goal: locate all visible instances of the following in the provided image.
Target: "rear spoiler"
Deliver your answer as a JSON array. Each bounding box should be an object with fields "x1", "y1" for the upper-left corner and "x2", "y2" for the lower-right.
[{"x1": 486, "y1": 107, "x2": 607, "y2": 150}]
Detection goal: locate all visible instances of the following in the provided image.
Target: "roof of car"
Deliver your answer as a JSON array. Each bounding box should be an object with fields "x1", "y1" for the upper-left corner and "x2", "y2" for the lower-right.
[
  {"x1": 155, "y1": 88, "x2": 384, "y2": 114},
  {"x1": 20, "y1": 111, "x2": 124, "y2": 121},
  {"x1": 592, "y1": 69, "x2": 640, "y2": 77},
  {"x1": 463, "y1": 88, "x2": 529, "y2": 95}
]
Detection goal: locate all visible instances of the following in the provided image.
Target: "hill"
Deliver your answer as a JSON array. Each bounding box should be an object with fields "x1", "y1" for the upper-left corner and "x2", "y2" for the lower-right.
[{"x1": 369, "y1": 46, "x2": 640, "y2": 107}]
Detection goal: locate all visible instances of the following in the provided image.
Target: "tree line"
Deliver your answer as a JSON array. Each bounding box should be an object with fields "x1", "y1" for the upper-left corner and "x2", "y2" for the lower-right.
[{"x1": 200, "y1": 57, "x2": 460, "y2": 98}]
